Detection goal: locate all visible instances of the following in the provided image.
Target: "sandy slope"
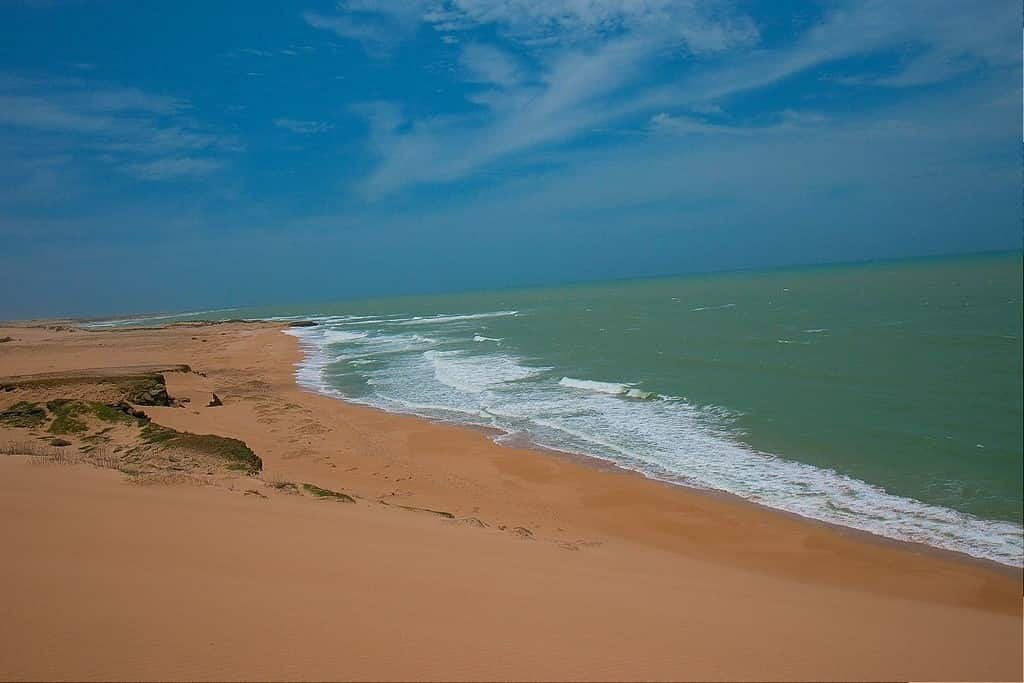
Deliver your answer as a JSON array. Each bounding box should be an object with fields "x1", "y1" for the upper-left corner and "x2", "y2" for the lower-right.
[{"x1": 0, "y1": 323, "x2": 1020, "y2": 681}]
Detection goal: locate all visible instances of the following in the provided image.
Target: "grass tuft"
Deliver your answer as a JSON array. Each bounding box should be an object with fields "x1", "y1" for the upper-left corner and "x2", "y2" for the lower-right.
[{"x1": 302, "y1": 483, "x2": 355, "y2": 503}]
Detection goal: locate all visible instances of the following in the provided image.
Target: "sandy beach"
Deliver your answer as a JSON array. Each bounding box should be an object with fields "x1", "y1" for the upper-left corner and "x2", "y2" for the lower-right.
[{"x1": 0, "y1": 321, "x2": 1020, "y2": 681}]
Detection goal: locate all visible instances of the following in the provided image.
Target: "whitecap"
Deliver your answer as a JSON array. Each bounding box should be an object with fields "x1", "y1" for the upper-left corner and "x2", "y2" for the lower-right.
[
  {"x1": 691, "y1": 303, "x2": 737, "y2": 312},
  {"x1": 391, "y1": 310, "x2": 518, "y2": 326},
  {"x1": 558, "y1": 377, "x2": 655, "y2": 399}
]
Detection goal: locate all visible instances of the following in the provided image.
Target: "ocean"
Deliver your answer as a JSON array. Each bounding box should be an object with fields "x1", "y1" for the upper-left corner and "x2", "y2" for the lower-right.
[{"x1": 89, "y1": 253, "x2": 1024, "y2": 566}]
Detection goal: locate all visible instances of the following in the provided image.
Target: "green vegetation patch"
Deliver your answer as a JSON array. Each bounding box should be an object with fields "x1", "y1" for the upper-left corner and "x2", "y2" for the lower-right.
[
  {"x1": 46, "y1": 400, "x2": 88, "y2": 434},
  {"x1": 45, "y1": 399, "x2": 138, "y2": 435},
  {"x1": 0, "y1": 401, "x2": 47, "y2": 428},
  {"x1": 302, "y1": 483, "x2": 355, "y2": 503},
  {"x1": 141, "y1": 423, "x2": 262, "y2": 474}
]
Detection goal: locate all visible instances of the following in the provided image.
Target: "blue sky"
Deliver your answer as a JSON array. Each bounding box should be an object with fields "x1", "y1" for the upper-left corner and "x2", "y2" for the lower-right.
[{"x1": 0, "y1": 0, "x2": 1021, "y2": 318}]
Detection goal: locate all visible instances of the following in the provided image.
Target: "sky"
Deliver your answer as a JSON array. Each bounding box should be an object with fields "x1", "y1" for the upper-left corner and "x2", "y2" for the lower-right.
[{"x1": 0, "y1": 0, "x2": 1021, "y2": 319}]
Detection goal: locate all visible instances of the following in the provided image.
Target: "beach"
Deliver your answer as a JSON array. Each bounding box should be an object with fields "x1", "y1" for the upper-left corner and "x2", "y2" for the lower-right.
[{"x1": 0, "y1": 321, "x2": 1021, "y2": 681}]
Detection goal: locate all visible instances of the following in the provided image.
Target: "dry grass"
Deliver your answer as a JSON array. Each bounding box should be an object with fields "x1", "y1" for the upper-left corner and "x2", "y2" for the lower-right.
[
  {"x1": 124, "y1": 471, "x2": 210, "y2": 487},
  {"x1": 0, "y1": 440, "x2": 65, "y2": 459},
  {"x1": 1, "y1": 438, "x2": 122, "y2": 470},
  {"x1": 302, "y1": 482, "x2": 356, "y2": 503},
  {"x1": 263, "y1": 472, "x2": 301, "y2": 494}
]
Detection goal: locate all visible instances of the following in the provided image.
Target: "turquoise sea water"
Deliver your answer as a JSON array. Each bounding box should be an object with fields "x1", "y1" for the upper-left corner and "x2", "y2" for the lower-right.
[{"x1": 88, "y1": 253, "x2": 1024, "y2": 565}]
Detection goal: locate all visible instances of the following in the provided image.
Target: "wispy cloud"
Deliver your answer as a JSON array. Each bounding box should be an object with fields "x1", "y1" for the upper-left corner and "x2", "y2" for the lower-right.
[
  {"x1": 274, "y1": 118, "x2": 335, "y2": 134},
  {"x1": 312, "y1": 0, "x2": 758, "y2": 53},
  {"x1": 303, "y1": 1, "x2": 427, "y2": 57},
  {"x1": 650, "y1": 109, "x2": 830, "y2": 137},
  {"x1": 302, "y1": 0, "x2": 1020, "y2": 198},
  {"x1": 459, "y1": 43, "x2": 522, "y2": 88},
  {"x1": 0, "y1": 74, "x2": 234, "y2": 182},
  {"x1": 123, "y1": 157, "x2": 225, "y2": 180}
]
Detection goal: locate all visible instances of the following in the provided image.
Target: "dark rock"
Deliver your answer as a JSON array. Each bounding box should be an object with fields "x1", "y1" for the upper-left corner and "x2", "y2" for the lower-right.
[
  {"x1": 288, "y1": 320, "x2": 318, "y2": 327},
  {"x1": 127, "y1": 377, "x2": 171, "y2": 406},
  {"x1": 208, "y1": 393, "x2": 223, "y2": 407},
  {"x1": 512, "y1": 526, "x2": 534, "y2": 539},
  {"x1": 115, "y1": 401, "x2": 150, "y2": 421}
]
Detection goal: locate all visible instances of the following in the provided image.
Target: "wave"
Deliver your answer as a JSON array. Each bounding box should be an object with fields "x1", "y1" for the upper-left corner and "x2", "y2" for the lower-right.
[
  {"x1": 323, "y1": 330, "x2": 367, "y2": 344},
  {"x1": 283, "y1": 326, "x2": 336, "y2": 394},
  {"x1": 426, "y1": 350, "x2": 547, "y2": 395},
  {"x1": 558, "y1": 377, "x2": 655, "y2": 399},
  {"x1": 474, "y1": 335, "x2": 502, "y2": 343}
]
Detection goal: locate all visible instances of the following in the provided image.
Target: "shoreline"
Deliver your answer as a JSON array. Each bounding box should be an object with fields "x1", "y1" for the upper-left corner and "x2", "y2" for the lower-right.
[
  {"x1": 1, "y1": 321, "x2": 1021, "y2": 680},
  {"x1": 320, "y1": 380, "x2": 1024, "y2": 577},
  {"x1": 495, "y1": 425, "x2": 1024, "y2": 577},
  {"x1": 286, "y1": 322, "x2": 1024, "y2": 574}
]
